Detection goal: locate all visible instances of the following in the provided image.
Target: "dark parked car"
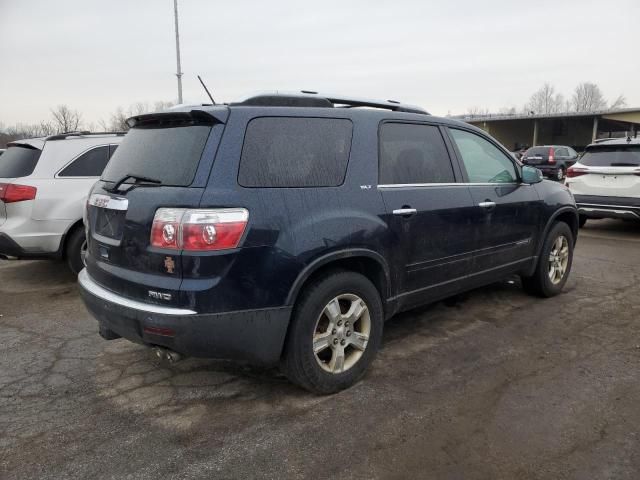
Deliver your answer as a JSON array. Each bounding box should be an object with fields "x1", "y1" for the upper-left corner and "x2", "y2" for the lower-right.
[
  {"x1": 79, "y1": 92, "x2": 578, "y2": 393},
  {"x1": 521, "y1": 145, "x2": 580, "y2": 181}
]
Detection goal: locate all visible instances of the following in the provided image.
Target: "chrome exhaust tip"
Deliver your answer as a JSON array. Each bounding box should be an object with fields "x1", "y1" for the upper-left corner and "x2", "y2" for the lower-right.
[{"x1": 153, "y1": 347, "x2": 183, "y2": 364}]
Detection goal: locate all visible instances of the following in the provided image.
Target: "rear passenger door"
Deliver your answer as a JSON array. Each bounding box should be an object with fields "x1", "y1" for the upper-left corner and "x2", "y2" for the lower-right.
[
  {"x1": 447, "y1": 127, "x2": 541, "y2": 275},
  {"x1": 378, "y1": 122, "x2": 477, "y2": 308}
]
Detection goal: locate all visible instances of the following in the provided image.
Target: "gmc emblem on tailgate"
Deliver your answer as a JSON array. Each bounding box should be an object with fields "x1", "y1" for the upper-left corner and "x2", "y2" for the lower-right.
[{"x1": 148, "y1": 291, "x2": 172, "y2": 301}]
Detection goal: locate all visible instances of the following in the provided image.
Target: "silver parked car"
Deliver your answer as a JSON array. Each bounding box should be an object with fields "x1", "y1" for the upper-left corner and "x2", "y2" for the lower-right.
[{"x1": 0, "y1": 132, "x2": 124, "y2": 273}]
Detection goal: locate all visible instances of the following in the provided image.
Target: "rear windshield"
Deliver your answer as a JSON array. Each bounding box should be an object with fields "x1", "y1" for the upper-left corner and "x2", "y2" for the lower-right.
[
  {"x1": 524, "y1": 147, "x2": 551, "y2": 157},
  {"x1": 581, "y1": 145, "x2": 640, "y2": 167},
  {"x1": 101, "y1": 125, "x2": 212, "y2": 186},
  {"x1": 0, "y1": 145, "x2": 42, "y2": 178}
]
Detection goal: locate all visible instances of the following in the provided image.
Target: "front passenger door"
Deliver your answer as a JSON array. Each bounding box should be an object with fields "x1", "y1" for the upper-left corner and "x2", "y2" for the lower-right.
[
  {"x1": 447, "y1": 128, "x2": 542, "y2": 276},
  {"x1": 378, "y1": 122, "x2": 477, "y2": 309}
]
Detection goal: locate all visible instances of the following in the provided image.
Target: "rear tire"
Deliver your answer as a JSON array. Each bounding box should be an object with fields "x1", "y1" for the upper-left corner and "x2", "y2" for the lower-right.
[
  {"x1": 521, "y1": 222, "x2": 574, "y2": 297},
  {"x1": 65, "y1": 227, "x2": 87, "y2": 275},
  {"x1": 281, "y1": 270, "x2": 383, "y2": 394}
]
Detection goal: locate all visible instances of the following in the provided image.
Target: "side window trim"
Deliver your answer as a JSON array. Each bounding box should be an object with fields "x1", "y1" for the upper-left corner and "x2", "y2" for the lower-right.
[
  {"x1": 56, "y1": 144, "x2": 110, "y2": 178},
  {"x1": 376, "y1": 120, "x2": 460, "y2": 187},
  {"x1": 443, "y1": 126, "x2": 522, "y2": 184},
  {"x1": 108, "y1": 144, "x2": 119, "y2": 158}
]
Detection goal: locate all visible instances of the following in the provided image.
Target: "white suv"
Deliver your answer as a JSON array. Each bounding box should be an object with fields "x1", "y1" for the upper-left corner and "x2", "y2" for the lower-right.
[
  {"x1": 0, "y1": 132, "x2": 124, "y2": 273},
  {"x1": 566, "y1": 138, "x2": 640, "y2": 227}
]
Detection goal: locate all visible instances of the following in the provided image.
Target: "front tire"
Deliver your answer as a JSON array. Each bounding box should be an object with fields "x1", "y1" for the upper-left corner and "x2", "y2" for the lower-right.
[
  {"x1": 521, "y1": 222, "x2": 574, "y2": 297},
  {"x1": 281, "y1": 271, "x2": 384, "y2": 394},
  {"x1": 65, "y1": 227, "x2": 87, "y2": 275}
]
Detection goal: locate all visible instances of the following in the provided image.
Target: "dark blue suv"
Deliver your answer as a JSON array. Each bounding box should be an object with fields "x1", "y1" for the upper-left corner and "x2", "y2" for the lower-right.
[{"x1": 79, "y1": 92, "x2": 578, "y2": 393}]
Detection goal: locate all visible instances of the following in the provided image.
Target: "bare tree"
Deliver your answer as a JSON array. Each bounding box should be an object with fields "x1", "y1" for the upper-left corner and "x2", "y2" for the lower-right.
[
  {"x1": 609, "y1": 94, "x2": 627, "y2": 110},
  {"x1": 525, "y1": 83, "x2": 565, "y2": 115},
  {"x1": 571, "y1": 82, "x2": 608, "y2": 112},
  {"x1": 0, "y1": 120, "x2": 59, "y2": 147},
  {"x1": 466, "y1": 106, "x2": 490, "y2": 116},
  {"x1": 107, "y1": 107, "x2": 130, "y2": 132},
  {"x1": 50, "y1": 105, "x2": 82, "y2": 133},
  {"x1": 153, "y1": 100, "x2": 175, "y2": 111},
  {"x1": 99, "y1": 100, "x2": 175, "y2": 132}
]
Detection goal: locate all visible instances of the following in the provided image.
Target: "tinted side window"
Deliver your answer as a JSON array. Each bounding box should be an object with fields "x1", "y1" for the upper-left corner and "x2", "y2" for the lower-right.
[
  {"x1": 555, "y1": 147, "x2": 569, "y2": 157},
  {"x1": 239, "y1": 117, "x2": 352, "y2": 188},
  {"x1": 59, "y1": 145, "x2": 110, "y2": 177},
  {"x1": 379, "y1": 123, "x2": 455, "y2": 184},
  {"x1": 109, "y1": 144, "x2": 119, "y2": 158},
  {"x1": 450, "y1": 129, "x2": 518, "y2": 183}
]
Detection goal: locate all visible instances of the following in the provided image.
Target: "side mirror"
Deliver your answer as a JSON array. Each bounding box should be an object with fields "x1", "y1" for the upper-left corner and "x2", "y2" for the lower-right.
[{"x1": 522, "y1": 165, "x2": 543, "y2": 184}]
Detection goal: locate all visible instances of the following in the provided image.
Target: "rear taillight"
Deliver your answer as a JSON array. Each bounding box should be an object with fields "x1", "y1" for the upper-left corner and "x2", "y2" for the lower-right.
[
  {"x1": 566, "y1": 167, "x2": 589, "y2": 178},
  {"x1": 0, "y1": 183, "x2": 37, "y2": 203},
  {"x1": 150, "y1": 208, "x2": 249, "y2": 251},
  {"x1": 548, "y1": 147, "x2": 555, "y2": 164}
]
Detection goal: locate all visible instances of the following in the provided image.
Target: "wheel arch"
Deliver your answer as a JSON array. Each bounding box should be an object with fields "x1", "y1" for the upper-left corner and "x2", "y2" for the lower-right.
[
  {"x1": 538, "y1": 207, "x2": 579, "y2": 256},
  {"x1": 58, "y1": 218, "x2": 84, "y2": 258},
  {"x1": 285, "y1": 249, "x2": 392, "y2": 316}
]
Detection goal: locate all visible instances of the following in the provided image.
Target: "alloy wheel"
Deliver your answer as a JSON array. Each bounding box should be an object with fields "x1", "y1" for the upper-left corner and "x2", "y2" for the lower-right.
[
  {"x1": 313, "y1": 294, "x2": 371, "y2": 374},
  {"x1": 548, "y1": 235, "x2": 569, "y2": 284},
  {"x1": 80, "y1": 240, "x2": 88, "y2": 267}
]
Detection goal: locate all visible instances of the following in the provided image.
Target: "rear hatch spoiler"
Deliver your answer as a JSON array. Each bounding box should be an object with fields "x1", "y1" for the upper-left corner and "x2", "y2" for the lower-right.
[{"x1": 126, "y1": 107, "x2": 229, "y2": 129}]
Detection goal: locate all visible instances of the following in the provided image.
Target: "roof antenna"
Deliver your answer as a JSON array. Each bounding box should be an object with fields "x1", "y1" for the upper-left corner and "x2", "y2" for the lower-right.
[{"x1": 197, "y1": 75, "x2": 216, "y2": 105}]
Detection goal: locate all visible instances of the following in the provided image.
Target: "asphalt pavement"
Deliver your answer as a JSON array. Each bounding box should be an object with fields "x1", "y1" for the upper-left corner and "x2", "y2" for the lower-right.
[{"x1": 1, "y1": 219, "x2": 639, "y2": 479}]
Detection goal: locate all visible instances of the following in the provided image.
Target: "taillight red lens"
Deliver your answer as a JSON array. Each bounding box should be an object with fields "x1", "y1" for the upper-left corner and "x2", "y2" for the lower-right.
[
  {"x1": 566, "y1": 167, "x2": 589, "y2": 178},
  {"x1": 0, "y1": 183, "x2": 37, "y2": 203},
  {"x1": 150, "y1": 208, "x2": 249, "y2": 251},
  {"x1": 548, "y1": 147, "x2": 555, "y2": 164},
  {"x1": 150, "y1": 208, "x2": 183, "y2": 249}
]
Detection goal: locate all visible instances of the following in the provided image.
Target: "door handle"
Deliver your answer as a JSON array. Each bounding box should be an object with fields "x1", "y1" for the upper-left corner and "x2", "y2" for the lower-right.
[
  {"x1": 478, "y1": 201, "x2": 496, "y2": 209},
  {"x1": 393, "y1": 208, "x2": 417, "y2": 216}
]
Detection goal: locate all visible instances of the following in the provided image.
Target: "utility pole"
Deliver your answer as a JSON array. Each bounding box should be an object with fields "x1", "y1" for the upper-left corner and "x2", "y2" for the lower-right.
[{"x1": 173, "y1": 0, "x2": 183, "y2": 104}]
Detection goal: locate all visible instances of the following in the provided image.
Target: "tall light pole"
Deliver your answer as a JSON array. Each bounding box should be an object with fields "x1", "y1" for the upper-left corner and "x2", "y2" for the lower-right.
[{"x1": 173, "y1": 0, "x2": 183, "y2": 104}]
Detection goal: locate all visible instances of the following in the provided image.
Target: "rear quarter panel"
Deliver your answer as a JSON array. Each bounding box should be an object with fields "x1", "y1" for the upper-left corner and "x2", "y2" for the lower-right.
[{"x1": 31, "y1": 178, "x2": 96, "y2": 221}]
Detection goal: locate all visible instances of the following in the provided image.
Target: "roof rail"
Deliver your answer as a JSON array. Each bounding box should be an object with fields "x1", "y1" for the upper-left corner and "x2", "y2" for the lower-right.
[
  {"x1": 46, "y1": 131, "x2": 127, "y2": 141},
  {"x1": 232, "y1": 91, "x2": 429, "y2": 115},
  {"x1": 593, "y1": 137, "x2": 621, "y2": 143}
]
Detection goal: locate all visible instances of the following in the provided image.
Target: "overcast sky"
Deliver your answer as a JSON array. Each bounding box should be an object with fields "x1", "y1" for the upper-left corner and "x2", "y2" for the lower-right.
[{"x1": 1, "y1": 0, "x2": 639, "y2": 125}]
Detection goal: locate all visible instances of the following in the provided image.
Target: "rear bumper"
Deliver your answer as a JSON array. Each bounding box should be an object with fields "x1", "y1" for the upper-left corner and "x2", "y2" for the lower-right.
[
  {"x1": 0, "y1": 211, "x2": 67, "y2": 257},
  {"x1": 0, "y1": 232, "x2": 60, "y2": 259},
  {"x1": 0, "y1": 233, "x2": 26, "y2": 257},
  {"x1": 78, "y1": 269, "x2": 292, "y2": 365},
  {"x1": 575, "y1": 195, "x2": 640, "y2": 220}
]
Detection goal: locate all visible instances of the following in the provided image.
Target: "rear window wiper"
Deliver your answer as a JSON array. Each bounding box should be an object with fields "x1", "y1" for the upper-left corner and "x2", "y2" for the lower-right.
[{"x1": 105, "y1": 173, "x2": 162, "y2": 193}]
